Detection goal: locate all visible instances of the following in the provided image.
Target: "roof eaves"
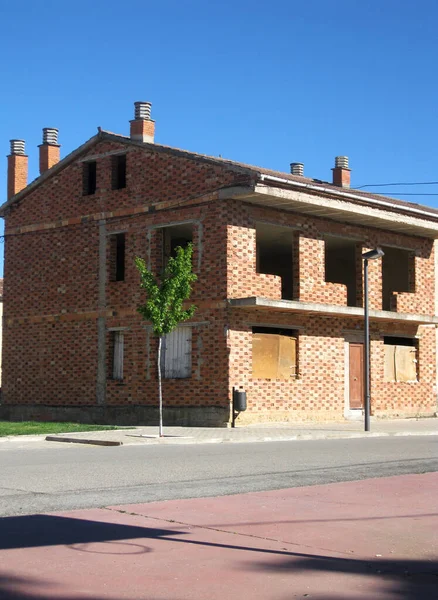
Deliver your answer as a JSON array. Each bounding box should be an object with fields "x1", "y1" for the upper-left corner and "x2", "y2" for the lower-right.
[{"x1": 101, "y1": 131, "x2": 260, "y2": 177}]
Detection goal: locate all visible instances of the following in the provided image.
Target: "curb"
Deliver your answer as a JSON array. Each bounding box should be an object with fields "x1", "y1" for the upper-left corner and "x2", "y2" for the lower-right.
[{"x1": 45, "y1": 436, "x2": 123, "y2": 447}]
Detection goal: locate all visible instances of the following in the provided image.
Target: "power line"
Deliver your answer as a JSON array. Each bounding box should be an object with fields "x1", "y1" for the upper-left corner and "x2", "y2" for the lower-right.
[
  {"x1": 359, "y1": 192, "x2": 438, "y2": 197},
  {"x1": 355, "y1": 181, "x2": 438, "y2": 189}
]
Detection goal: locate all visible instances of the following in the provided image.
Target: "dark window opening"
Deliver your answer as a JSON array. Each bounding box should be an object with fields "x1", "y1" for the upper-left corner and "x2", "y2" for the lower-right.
[
  {"x1": 256, "y1": 224, "x2": 294, "y2": 300},
  {"x1": 252, "y1": 326, "x2": 298, "y2": 379},
  {"x1": 162, "y1": 223, "x2": 193, "y2": 267},
  {"x1": 383, "y1": 336, "x2": 418, "y2": 382},
  {"x1": 383, "y1": 336, "x2": 416, "y2": 346},
  {"x1": 325, "y1": 237, "x2": 359, "y2": 306},
  {"x1": 83, "y1": 161, "x2": 97, "y2": 196},
  {"x1": 382, "y1": 247, "x2": 415, "y2": 311},
  {"x1": 109, "y1": 233, "x2": 126, "y2": 281},
  {"x1": 112, "y1": 154, "x2": 127, "y2": 190}
]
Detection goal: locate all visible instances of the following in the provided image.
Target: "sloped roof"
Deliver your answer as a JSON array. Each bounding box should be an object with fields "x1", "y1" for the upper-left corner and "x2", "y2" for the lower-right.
[{"x1": 2, "y1": 130, "x2": 438, "y2": 222}]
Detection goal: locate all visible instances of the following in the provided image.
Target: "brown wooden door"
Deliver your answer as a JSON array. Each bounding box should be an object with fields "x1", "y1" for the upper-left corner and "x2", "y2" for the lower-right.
[{"x1": 349, "y1": 343, "x2": 364, "y2": 409}]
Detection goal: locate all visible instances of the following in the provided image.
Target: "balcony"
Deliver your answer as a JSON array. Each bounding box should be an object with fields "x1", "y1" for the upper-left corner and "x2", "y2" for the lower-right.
[{"x1": 228, "y1": 296, "x2": 438, "y2": 325}]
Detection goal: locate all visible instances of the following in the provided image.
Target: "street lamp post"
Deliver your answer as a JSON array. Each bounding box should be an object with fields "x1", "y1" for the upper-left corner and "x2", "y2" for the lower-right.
[{"x1": 362, "y1": 248, "x2": 384, "y2": 432}]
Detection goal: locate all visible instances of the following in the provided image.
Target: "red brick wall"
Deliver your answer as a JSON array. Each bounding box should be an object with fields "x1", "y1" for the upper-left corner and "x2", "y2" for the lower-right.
[
  {"x1": 228, "y1": 311, "x2": 436, "y2": 423},
  {"x1": 5, "y1": 140, "x2": 253, "y2": 229},
  {"x1": 297, "y1": 236, "x2": 347, "y2": 305},
  {"x1": 2, "y1": 140, "x2": 436, "y2": 423},
  {"x1": 226, "y1": 201, "x2": 435, "y2": 316},
  {"x1": 2, "y1": 141, "x2": 246, "y2": 415},
  {"x1": 2, "y1": 320, "x2": 97, "y2": 406}
]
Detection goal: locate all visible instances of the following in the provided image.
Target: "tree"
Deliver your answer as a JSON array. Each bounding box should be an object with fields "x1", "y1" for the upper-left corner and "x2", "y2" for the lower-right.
[{"x1": 135, "y1": 243, "x2": 197, "y2": 437}]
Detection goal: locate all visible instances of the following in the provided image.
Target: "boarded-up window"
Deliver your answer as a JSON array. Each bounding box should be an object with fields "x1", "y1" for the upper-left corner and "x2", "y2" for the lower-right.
[
  {"x1": 384, "y1": 337, "x2": 418, "y2": 382},
  {"x1": 252, "y1": 327, "x2": 297, "y2": 379},
  {"x1": 162, "y1": 327, "x2": 192, "y2": 379},
  {"x1": 112, "y1": 331, "x2": 124, "y2": 380}
]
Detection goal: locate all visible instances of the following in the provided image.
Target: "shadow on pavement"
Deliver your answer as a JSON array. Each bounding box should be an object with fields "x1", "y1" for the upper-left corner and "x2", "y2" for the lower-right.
[
  {"x1": 250, "y1": 555, "x2": 438, "y2": 599},
  {"x1": 0, "y1": 514, "x2": 182, "y2": 550},
  {"x1": 0, "y1": 573, "x2": 177, "y2": 600},
  {"x1": 1, "y1": 514, "x2": 437, "y2": 599}
]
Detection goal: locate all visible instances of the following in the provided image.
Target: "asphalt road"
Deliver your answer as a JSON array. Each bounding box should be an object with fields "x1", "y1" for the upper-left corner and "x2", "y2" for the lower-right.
[{"x1": 1, "y1": 436, "x2": 437, "y2": 517}]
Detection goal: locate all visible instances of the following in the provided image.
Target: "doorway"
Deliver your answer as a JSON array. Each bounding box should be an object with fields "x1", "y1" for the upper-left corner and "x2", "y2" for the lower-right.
[{"x1": 349, "y1": 342, "x2": 364, "y2": 410}]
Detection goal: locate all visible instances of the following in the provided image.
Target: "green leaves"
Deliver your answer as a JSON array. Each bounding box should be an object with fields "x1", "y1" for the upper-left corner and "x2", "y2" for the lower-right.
[{"x1": 135, "y1": 243, "x2": 197, "y2": 336}]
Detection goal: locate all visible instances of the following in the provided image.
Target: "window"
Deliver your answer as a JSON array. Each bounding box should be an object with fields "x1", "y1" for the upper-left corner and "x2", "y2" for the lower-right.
[
  {"x1": 161, "y1": 327, "x2": 192, "y2": 379},
  {"x1": 382, "y1": 247, "x2": 415, "y2": 311},
  {"x1": 109, "y1": 233, "x2": 126, "y2": 281},
  {"x1": 83, "y1": 161, "x2": 97, "y2": 196},
  {"x1": 112, "y1": 154, "x2": 126, "y2": 190},
  {"x1": 252, "y1": 326, "x2": 298, "y2": 379},
  {"x1": 256, "y1": 223, "x2": 294, "y2": 300},
  {"x1": 112, "y1": 331, "x2": 124, "y2": 380},
  {"x1": 324, "y1": 237, "x2": 359, "y2": 307},
  {"x1": 162, "y1": 224, "x2": 193, "y2": 267},
  {"x1": 384, "y1": 337, "x2": 418, "y2": 382}
]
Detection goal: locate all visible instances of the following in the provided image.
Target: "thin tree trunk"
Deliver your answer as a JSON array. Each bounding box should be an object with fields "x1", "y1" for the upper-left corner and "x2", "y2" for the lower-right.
[{"x1": 157, "y1": 335, "x2": 164, "y2": 437}]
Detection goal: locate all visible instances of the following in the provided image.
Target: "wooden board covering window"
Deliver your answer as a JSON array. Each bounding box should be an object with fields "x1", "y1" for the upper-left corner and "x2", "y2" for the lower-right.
[
  {"x1": 252, "y1": 333, "x2": 297, "y2": 379},
  {"x1": 384, "y1": 344, "x2": 417, "y2": 382},
  {"x1": 162, "y1": 326, "x2": 192, "y2": 379}
]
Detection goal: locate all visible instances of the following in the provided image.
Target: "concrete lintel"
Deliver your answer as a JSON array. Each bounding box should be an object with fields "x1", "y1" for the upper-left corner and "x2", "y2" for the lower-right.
[
  {"x1": 142, "y1": 321, "x2": 210, "y2": 329},
  {"x1": 145, "y1": 219, "x2": 201, "y2": 231},
  {"x1": 78, "y1": 148, "x2": 129, "y2": 163},
  {"x1": 218, "y1": 186, "x2": 257, "y2": 200},
  {"x1": 228, "y1": 297, "x2": 438, "y2": 325}
]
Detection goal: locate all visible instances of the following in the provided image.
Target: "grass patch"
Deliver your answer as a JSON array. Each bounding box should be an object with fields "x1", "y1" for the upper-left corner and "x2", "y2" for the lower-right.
[{"x1": 0, "y1": 421, "x2": 127, "y2": 437}]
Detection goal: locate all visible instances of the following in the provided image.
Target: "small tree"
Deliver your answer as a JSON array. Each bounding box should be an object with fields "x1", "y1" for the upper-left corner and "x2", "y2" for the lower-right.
[{"x1": 135, "y1": 243, "x2": 197, "y2": 437}]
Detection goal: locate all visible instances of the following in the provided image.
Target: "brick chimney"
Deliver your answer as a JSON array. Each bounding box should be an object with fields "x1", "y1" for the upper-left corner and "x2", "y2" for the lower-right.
[
  {"x1": 39, "y1": 128, "x2": 60, "y2": 174},
  {"x1": 7, "y1": 140, "x2": 28, "y2": 200},
  {"x1": 332, "y1": 156, "x2": 351, "y2": 188},
  {"x1": 130, "y1": 101, "x2": 155, "y2": 143}
]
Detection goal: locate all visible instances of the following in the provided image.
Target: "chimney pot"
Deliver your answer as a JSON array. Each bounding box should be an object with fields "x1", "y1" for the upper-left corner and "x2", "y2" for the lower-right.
[
  {"x1": 332, "y1": 155, "x2": 351, "y2": 188},
  {"x1": 42, "y1": 127, "x2": 59, "y2": 145},
  {"x1": 130, "y1": 101, "x2": 155, "y2": 143},
  {"x1": 134, "y1": 101, "x2": 152, "y2": 120},
  {"x1": 335, "y1": 155, "x2": 349, "y2": 169},
  {"x1": 10, "y1": 139, "x2": 26, "y2": 155},
  {"x1": 290, "y1": 162, "x2": 304, "y2": 176}
]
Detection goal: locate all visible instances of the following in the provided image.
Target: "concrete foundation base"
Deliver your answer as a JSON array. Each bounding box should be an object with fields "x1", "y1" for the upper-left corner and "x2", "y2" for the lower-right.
[{"x1": 0, "y1": 404, "x2": 230, "y2": 427}]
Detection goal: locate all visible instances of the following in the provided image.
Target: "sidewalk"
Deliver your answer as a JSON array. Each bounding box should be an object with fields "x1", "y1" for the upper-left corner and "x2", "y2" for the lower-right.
[
  {"x1": 1, "y1": 472, "x2": 437, "y2": 599},
  {"x1": 2, "y1": 416, "x2": 437, "y2": 447}
]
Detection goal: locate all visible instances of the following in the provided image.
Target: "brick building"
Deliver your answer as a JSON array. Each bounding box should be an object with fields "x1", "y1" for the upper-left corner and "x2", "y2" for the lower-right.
[{"x1": 1, "y1": 102, "x2": 438, "y2": 426}]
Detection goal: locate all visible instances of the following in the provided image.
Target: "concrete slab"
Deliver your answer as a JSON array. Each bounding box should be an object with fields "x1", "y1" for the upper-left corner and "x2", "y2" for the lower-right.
[{"x1": 1, "y1": 473, "x2": 437, "y2": 599}]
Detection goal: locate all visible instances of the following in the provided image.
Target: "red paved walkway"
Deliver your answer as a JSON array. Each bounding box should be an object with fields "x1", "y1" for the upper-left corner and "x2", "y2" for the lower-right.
[{"x1": 1, "y1": 473, "x2": 437, "y2": 599}]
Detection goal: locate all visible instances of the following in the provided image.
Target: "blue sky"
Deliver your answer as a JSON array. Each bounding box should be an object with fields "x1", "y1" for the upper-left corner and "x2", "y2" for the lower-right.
[{"x1": 1, "y1": 0, "x2": 438, "y2": 275}]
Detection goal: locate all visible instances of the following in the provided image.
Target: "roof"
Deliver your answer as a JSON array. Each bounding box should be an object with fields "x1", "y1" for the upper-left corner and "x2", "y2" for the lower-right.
[{"x1": 2, "y1": 130, "x2": 438, "y2": 222}]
